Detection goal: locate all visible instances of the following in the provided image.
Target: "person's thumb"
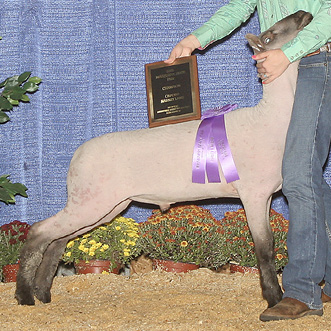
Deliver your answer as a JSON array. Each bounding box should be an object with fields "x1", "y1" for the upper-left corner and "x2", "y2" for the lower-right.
[{"x1": 252, "y1": 52, "x2": 268, "y2": 62}]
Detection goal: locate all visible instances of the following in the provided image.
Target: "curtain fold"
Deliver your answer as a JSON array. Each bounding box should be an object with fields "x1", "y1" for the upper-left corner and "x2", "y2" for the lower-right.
[{"x1": 0, "y1": 0, "x2": 311, "y2": 225}]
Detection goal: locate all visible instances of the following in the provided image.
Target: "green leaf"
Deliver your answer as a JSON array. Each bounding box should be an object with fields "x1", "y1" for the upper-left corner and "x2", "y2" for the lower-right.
[
  {"x1": 9, "y1": 90, "x2": 25, "y2": 101},
  {"x1": 4, "y1": 75, "x2": 19, "y2": 88},
  {"x1": 0, "y1": 110, "x2": 10, "y2": 123},
  {"x1": 7, "y1": 97, "x2": 19, "y2": 106},
  {"x1": 22, "y1": 81, "x2": 39, "y2": 93},
  {"x1": 18, "y1": 71, "x2": 31, "y2": 83},
  {"x1": 0, "y1": 177, "x2": 28, "y2": 204},
  {"x1": 7, "y1": 183, "x2": 28, "y2": 197},
  {"x1": 0, "y1": 79, "x2": 7, "y2": 88},
  {"x1": 0, "y1": 187, "x2": 13, "y2": 204},
  {"x1": 28, "y1": 76, "x2": 42, "y2": 84},
  {"x1": 0, "y1": 96, "x2": 13, "y2": 110},
  {"x1": 1, "y1": 88, "x2": 12, "y2": 98},
  {"x1": 9, "y1": 93, "x2": 23, "y2": 101},
  {"x1": 21, "y1": 94, "x2": 30, "y2": 102},
  {"x1": 12, "y1": 85, "x2": 26, "y2": 93},
  {"x1": 0, "y1": 175, "x2": 10, "y2": 183}
]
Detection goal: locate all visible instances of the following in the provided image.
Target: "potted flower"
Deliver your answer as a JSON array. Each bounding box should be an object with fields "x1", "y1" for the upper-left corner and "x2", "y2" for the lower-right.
[
  {"x1": 221, "y1": 208, "x2": 288, "y2": 273},
  {"x1": 62, "y1": 215, "x2": 140, "y2": 274},
  {"x1": 0, "y1": 220, "x2": 30, "y2": 282},
  {"x1": 136, "y1": 205, "x2": 230, "y2": 272}
]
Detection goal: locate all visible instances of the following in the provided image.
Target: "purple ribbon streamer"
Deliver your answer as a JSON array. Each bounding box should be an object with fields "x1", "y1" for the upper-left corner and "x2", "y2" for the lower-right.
[
  {"x1": 212, "y1": 115, "x2": 240, "y2": 183},
  {"x1": 192, "y1": 104, "x2": 240, "y2": 184},
  {"x1": 192, "y1": 118, "x2": 212, "y2": 184}
]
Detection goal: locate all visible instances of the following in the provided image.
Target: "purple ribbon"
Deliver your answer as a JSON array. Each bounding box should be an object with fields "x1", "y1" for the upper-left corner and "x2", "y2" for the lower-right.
[
  {"x1": 201, "y1": 103, "x2": 237, "y2": 120},
  {"x1": 192, "y1": 104, "x2": 240, "y2": 184}
]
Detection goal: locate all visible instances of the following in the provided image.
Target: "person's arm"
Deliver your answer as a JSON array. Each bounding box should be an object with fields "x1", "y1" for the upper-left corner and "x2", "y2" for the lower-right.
[
  {"x1": 165, "y1": 0, "x2": 257, "y2": 63},
  {"x1": 255, "y1": 2, "x2": 331, "y2": 84},
  {"x1": 282, "y1": 1, "x2": 331, "y2": 62},
  {"x1": 192, "y1": 0, "x2": 257, "y2": 49},
  {"x1": 165, "y1": 34, "x2": 201, "y2": 64}
]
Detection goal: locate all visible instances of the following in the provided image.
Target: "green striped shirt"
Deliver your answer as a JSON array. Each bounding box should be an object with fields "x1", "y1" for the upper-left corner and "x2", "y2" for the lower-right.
[{"x1": 192, "y1": 0, "x2": 331, "y2": 62}]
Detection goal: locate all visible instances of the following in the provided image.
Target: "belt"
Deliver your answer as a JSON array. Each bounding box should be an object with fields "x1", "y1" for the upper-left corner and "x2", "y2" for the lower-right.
[{"x1": 305, "y1": 42, "x2": 331, "y2": 57}]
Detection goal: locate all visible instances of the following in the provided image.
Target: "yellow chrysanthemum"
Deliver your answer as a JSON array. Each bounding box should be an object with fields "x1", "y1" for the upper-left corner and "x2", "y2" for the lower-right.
[
  {"x1": 180, "y1": 241, "x2": 188, "y2": 247},
  {"x1": 78, "y1": 244, "x2": 85, "y2": 251},
  {"x1": 66, "y1": 240, "x2": 75, "y2": 248}
]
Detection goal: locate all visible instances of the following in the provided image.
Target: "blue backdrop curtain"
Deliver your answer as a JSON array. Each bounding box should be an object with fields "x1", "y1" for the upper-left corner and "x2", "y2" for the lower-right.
[{"x1": 1, "y1": 0, "x2": 327, "y2": 225}]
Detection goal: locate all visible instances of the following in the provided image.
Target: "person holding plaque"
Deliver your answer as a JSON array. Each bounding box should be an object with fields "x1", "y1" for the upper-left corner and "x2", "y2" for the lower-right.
[{"x1": 166, "y1": 0, "x2": 331, "y2": 322}]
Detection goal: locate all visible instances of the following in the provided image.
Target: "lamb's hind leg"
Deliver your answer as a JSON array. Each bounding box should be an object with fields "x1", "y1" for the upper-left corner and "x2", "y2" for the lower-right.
[
  {"x1": 33, "y1": 238, "x2": 68, "y2": 303},
  {"x1": 19, "y1": 199, "x2": 132, "y2": 305},
  {"x1": 243, "y1": 197, "x2": 283, "y2": 308},
  {"x1": 15, "y1": 221, "x2": 53, "y2": 305},
  {"x1": 15, "y1": 211, "x2": 91, "y2": 306}
]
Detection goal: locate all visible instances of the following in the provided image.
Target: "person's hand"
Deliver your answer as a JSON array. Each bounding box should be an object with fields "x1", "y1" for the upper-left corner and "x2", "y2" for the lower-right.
[
  {"x1": 253, "y1": 49, "x2": 290, "y2": 84},
  {"x1": 165, "y1": 34, "x2": 201, "y2": 64}
]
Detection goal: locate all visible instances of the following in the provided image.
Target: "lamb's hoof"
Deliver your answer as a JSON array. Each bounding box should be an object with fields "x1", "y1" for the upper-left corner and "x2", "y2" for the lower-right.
[
  {"x1": 264, "y1": 286, "x2": 283, "y2": 308},
  {"x1": 15, "y1": 291, "x2": 35, "y2": 306},
  {"x1": 34, "y1": 287, "x2": 51, "y2": 304}
]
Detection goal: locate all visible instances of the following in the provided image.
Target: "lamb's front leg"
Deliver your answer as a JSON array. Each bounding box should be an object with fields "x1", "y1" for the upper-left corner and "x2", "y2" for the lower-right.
[
  {"x1": 244, "y1": 198, "x2": 283, "y2": 307},
  {"x1": 15, "y1": 223, "x2": 52, "y2": 305},
  {"x1": 254, "y1": 233, "x2": 283, "y2": 307}
]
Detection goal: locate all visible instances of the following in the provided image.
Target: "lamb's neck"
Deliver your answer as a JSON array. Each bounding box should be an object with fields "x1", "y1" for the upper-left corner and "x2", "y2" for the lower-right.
[{"x1": 257, "y1": 61, "x2": 299, "y2": 113}]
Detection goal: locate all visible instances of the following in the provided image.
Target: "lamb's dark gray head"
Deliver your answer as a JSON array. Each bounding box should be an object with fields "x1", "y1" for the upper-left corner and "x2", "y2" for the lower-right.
[{"x1": 246, "y1": 10, "x2": 313, "y2": 54}]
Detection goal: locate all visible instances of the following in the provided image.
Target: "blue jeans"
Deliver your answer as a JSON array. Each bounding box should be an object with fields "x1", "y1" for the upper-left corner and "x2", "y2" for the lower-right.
[{"x1": 282, "y1": 51, "x2": 331, "y2": 310}]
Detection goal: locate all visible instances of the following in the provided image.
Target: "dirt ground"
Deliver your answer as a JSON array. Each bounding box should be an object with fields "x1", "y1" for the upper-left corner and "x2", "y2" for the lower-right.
[{"x1": 0, "y1": 265, "x2": 331, "y2": 331}]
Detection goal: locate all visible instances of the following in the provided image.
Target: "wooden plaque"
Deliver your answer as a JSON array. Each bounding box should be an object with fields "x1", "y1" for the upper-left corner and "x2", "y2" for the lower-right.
[{"x1": 145, "y1": 55, "x2": 201, "y2": 128}]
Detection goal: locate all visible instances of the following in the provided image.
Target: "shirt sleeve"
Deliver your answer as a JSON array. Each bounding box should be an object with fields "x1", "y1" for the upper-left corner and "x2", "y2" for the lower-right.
[
  {"x1": 282, "y1": 2, "x2": 331, "y2": 62},
  {"x1": 192, "y1": 0, "x2": 258, "y2": 49}
]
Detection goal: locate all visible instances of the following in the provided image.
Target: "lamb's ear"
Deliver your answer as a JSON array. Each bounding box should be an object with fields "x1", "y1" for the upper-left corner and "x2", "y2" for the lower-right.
[
  {"x1": 245, "y1": 33, "x2": 266, "y2": 55},
  {"x1": 296, "y1": 10, "x2": 313, "y2": 30}
]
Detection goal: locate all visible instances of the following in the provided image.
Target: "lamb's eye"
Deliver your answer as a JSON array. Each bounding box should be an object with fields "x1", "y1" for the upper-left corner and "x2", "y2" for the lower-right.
[{"x1": 264, "y1": 37, "x2": 271, "y2": 44}]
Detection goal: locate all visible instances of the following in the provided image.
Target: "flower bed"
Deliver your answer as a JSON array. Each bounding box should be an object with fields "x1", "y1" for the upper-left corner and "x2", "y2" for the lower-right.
[
  {"x1": 221, "y1": 208, "x2": 288, "y2": 270},
  {"x1": 137, "y1": 205, "x2": 229, "y2": 269}
]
